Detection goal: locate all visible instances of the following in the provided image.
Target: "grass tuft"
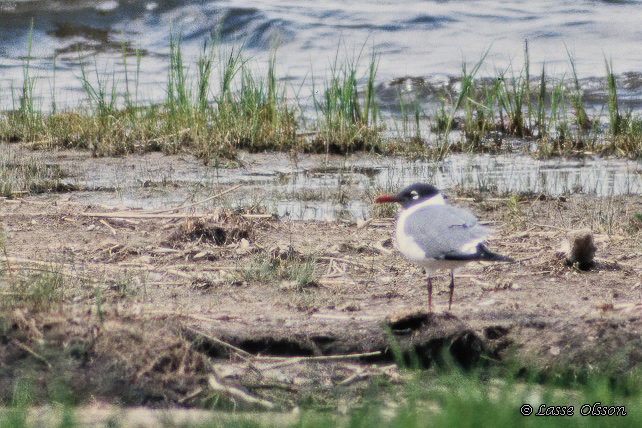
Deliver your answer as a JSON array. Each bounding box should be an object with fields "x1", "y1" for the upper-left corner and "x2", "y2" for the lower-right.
[
  {"x1": 2, "y1": 269, "x2": 67, "y2": 312},
  {"x1": 2, "y1": 30, "x2": 642, "y2": 160},
  {"x1": 239, "y1": 247, "x2": 318, "y2": 290},
  {"x1": 312, "y1": 43, "x2": 382, "y2": 153},
  {"x1": 0, "y1": 148, "x2": 70, "y2": 197}
]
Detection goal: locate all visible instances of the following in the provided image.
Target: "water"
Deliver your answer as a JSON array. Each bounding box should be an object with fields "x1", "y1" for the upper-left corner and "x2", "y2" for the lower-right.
[
  {"x1": 2, "y1": 0, "x2": 642, "y2": 111},
  {"x1": 2, "y1": 1, "x2": 642, "y2": 219},
  {"x1": 13, "y1": 146, "x2": 639, "y2": 220}
]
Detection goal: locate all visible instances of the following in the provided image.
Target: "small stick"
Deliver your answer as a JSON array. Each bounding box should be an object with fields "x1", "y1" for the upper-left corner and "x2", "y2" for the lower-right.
[
  {"x1": 11, "y1": 339, "x2": 52, "y2": 369},
  {"x1": 141, "y1": 310, "x2": 226, "y2": 324},
  {"x1": 152, "y1": 183, "x2": 244, "y2": 214},
  {"x1": 207, "y1": 375, "x2": 275, "y2": 409},
  {"x1": 254, "y1": 350, "x2": 382, "y2": 364},
  {"x1": 178, "y1": 386, "x2": 203, "y2": 404},
  {"x1": 84, "y1": 212, "x2": 218, "y2": 220},
  {"x1": 338, "y1": 372, "x2": 371, "y2": 386},
  {"x1": 80, "y1": 183, "x2": 240, "y2": 219},
  {"x1": 183, "y1": 326, "x2": 253, "y2": 360},
  {"x1": 99, "y1": 219, "x2": 117, "y2": 235},
  {"x1": 2, "y1": 245, "x2": 14, "y2": 282},
  {"x1": 533, "y1": 223, "x2": 567, "y2": 231},
  {"x1": 164, "y1": 268, "x2": 192, "y2": 279},
  {"x1": 3, "y1": 257, "x2": 96, "y2": 283},
  {"x1": 511, "y1": 254, "x2": 542, "y2": 263},
  {"x1": 317, "y1": 256, "x2": 374, "y2": 270},
  {"x1": 1, "y1": 266, "x2": 95, "y2": 282}
]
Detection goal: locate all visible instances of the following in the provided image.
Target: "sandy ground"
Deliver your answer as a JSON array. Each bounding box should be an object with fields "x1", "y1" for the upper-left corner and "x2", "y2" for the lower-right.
[{"x1": 1, "y1": 178, "x2": 642, "y2": 413}]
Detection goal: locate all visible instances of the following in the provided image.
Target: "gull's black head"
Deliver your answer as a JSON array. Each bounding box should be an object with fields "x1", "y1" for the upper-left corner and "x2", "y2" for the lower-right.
[{"x1": 375, "y1": 183, "x2": 441, "y2": 209}]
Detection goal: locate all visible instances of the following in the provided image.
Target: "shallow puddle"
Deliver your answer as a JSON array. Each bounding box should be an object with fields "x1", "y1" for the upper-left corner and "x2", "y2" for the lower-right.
[{"x1": 5, "y1": 144, "x2": 640, "y2": 221}]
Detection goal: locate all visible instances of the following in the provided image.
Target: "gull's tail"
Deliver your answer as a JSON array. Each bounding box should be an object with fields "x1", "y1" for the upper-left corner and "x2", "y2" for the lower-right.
[{"x1": 445, "y1": 243, "x2": 515, "y2": 263}]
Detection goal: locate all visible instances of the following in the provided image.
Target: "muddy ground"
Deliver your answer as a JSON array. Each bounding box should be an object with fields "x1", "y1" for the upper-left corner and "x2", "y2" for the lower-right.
[{"x1": 2, "y1": 171, "x2": 642, "y2": 414}]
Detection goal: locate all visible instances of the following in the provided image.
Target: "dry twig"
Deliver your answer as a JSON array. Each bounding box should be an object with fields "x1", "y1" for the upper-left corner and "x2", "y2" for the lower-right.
[
  {"x1": 207, "y1": 375, "x2": 275, "y2": 409},
  {"x1": 151, "y1": 183, "x2": 244, "y2": 214},
  {"x1": 183, "y1": 326, "x2": 254, "y2": 360},
  {"x1": 11, "y1": 338, "x2": 52, "y2": 370}
]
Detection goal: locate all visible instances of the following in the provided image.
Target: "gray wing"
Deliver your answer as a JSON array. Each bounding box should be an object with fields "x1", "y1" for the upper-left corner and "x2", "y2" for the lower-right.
[{"x1": 403, "y1": 205, "x2": 491, "y2": 259}]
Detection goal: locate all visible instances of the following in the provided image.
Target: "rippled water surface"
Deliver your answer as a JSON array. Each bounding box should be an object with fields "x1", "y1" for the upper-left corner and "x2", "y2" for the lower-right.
[{"x1": 2, "y1": 0, "x2": 642, "y2": 109}]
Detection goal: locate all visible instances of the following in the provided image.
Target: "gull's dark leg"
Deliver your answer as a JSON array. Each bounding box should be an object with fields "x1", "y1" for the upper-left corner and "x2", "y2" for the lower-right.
[
  {"x1": 448, "y1": 270, "x2": 455, "y2": 310},
  {"x1": 427, "y1": 276, "x2": 433, "y2": 313}
]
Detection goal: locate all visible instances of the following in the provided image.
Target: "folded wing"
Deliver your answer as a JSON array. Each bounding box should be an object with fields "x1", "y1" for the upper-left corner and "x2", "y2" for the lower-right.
[{"x1": 403, "y1": 205, "x2": 492, "y2": 260}]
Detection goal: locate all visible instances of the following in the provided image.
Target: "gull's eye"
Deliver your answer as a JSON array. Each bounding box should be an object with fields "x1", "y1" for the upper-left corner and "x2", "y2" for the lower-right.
[{"x1": 410, "y1": 190, "x2": 419, "y2": 199}]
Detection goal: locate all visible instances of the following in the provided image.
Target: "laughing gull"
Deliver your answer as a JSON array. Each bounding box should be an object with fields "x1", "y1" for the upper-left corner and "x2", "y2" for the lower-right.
[{"x1": 375, "y1": 183, "x2": 513, "y2": 311}]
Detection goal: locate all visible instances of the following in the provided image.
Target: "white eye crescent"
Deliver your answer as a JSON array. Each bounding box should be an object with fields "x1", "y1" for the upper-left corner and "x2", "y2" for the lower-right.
[{"x1": 410, "y1": 190, "x2": 419, "y2": 199}]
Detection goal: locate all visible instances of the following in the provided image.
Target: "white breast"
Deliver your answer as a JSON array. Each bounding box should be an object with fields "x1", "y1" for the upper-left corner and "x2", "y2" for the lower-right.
[{"x1": 395, "y1": 194, "x2": 446, "y2": 264}]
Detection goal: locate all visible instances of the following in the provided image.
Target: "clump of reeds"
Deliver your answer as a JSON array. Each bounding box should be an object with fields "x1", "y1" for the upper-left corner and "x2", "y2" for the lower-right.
[
  {"x1": 400, "y1": 92, "x2": 424, "y2": 144},
  {"x1": 603, "y1": 58, "x2": 642, "y2": 157},
  {"x1": 0, "y1": 147, "x2": 70, "y2": 197},
  {"x1": 311, "y1": 43, "x2": 382, "y2": 153},
  {"x1": 1, "y1": 21, "x2": 43, "y2": 143},
  {"x1": 0, "y1": 26, "x2": 302, "y2": 159},
  {"x1": 4, "y1": 25, "x2": 642, "y2": 161},
  {"x1": 605, "y1": 58, "x2": 622, "y2": 138},
  {"x1": 208, "y1": 40, "x2": 298, "y2": 156},
  {"x1": 566, "y1": 48, "x2": 591, "y2": 133},
  {"x1": 428, "y1": 41, "x2": 642, "y2": 159},
  {"x1": 239, "y1": 246, "x2": 318, "y2": 290},
  {"x1": 434, "y1": 48, "x2": 489, "y2": 158}
]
